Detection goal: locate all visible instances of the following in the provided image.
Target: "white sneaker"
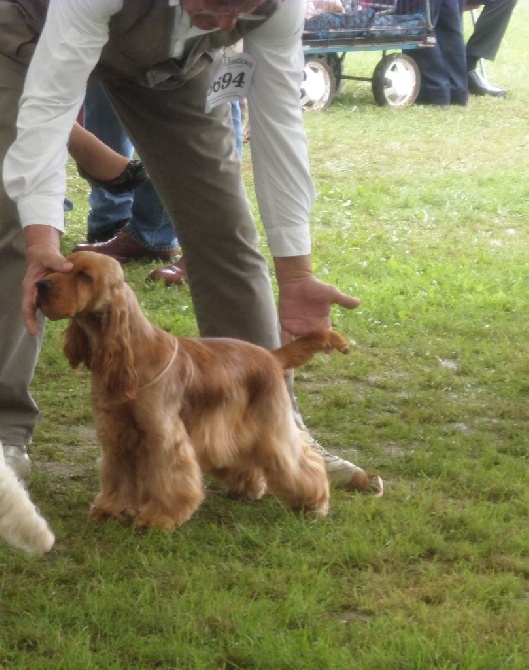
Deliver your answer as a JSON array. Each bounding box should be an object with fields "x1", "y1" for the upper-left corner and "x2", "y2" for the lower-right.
[
  {"x1": 310, "y1": 439, "x2": 383, "y2": 496},
  {"x1": 2, "y1": 444, "x2": 31, "y2": 482}
]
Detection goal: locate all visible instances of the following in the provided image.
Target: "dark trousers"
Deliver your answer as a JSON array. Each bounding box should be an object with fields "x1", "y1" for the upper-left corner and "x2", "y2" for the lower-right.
[
  {"x1": 465, "y1": 0, "x2": 518, "y2": 64},
  {"x1": 405, "y1": 0, "x2": 468, "y2": 105}
]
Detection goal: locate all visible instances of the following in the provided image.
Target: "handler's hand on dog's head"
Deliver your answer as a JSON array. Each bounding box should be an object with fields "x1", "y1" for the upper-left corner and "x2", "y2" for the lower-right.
[
  {"x1": 278, "y1": 275, "x2": 360, "y2": 342},
  {"x1": 23, "y1": 245, "x2": 73, "y2": 336}
]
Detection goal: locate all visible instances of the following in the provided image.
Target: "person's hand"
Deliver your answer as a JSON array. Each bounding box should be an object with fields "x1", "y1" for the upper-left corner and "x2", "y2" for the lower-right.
[
  {"x1": 22, "y1": 225, "x2": 73, "y2": 336},
  {"x1": 278, "y1": 273, "x2": 360, "y2": 342},
  {"x1": 274, "y1": 256, "x2": 360, "y2": 343}
]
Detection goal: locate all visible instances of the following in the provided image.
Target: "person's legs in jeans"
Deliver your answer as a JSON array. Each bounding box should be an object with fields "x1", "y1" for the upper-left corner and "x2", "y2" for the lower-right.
[
  {"x1": 84, "y1": 82, "x2": 178, "y2": 251},
  {"x1": 84, "y1": 82, "x2": 134, "y2": 242},
  {"x1": 231, "y1": 100, "x2": 243, "y2": 159},
  {"x1": 124, "y1": 179, "x2": 178, "y2": 252}
]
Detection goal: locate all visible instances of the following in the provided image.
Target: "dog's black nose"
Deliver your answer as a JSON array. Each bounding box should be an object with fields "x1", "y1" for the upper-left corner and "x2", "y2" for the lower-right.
[{"x1": 36, "y1": 280, "x2": 53, "y2": 296}]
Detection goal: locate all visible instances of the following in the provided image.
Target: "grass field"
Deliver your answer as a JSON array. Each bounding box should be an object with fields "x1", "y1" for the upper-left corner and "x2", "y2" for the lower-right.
[{"x1": 1, "y1": 6, "x2": 529, "y2": 669}]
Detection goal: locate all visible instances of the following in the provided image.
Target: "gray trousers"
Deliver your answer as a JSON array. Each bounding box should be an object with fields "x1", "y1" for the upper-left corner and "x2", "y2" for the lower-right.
[
  {"x1": 0, "y1": 54, "x2": 45, "y2": 447},
  {"x1": 466, "y1": 0, "x2": 517, "y2": 62},
  {"x1": 101, "y1": 66, "x2": 280, "y2": 348},
  {"x1": 0, "y1": 52, "x2": 284, "y2": 447}
]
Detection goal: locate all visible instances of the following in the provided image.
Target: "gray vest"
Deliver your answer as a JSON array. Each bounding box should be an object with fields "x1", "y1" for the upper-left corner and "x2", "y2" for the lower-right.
[
  {"x1": 0, "y1": 0, "x2": 48, "y2": 66},
  {"x1": 3, "y1": 0, "x2": 280, "y2": 88}
]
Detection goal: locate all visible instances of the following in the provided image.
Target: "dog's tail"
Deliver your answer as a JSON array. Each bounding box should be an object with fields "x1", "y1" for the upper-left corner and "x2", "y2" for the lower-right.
[{"x1": 271, "y1": 330, "x2": 350, "y2": 370}]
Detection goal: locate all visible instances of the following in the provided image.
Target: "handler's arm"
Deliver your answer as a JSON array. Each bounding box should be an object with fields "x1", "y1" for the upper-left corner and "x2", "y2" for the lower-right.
[
  {"x1": 3, "y1": 0, "x2": 121, "y2": 332},
  {"x1": 244, "y1": 0, "x2": 359, "y2": 337}
]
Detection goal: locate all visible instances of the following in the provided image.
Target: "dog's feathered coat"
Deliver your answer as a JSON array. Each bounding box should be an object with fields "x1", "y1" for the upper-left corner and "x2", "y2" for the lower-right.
[{"x1": 37, "y1": 251, "x2": 350, "y2": 530}]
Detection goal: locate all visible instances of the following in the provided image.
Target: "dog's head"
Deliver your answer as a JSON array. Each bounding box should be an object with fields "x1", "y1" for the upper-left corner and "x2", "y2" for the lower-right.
[
  {"x1": 36, "y1": 250, "x2": 125, "y2": 321},
  {"x1": 37, "y1": 251, "x2": 138, "y2": 400}
]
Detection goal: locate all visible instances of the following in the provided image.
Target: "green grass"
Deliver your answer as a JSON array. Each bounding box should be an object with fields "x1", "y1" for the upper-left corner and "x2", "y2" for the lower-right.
[{"x1": 2, "y1": 6, "x2": 529, "y2": 668}]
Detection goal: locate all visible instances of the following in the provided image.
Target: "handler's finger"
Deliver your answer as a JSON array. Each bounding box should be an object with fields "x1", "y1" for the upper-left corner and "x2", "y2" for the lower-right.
[
  {"x1": 22, "y1": 255, "x2": 72, "y2": 336},
  {"x1": 54, "y1": 258, "x2": 74, "y2": 273},
  {"x1": 331, "y1": 288, "x2": 361, "y2": 310},
  {"x1": 280, "y1": 329, "x2": 294, "y2": 346},
  {"x1": 22, "y1": 282, "x2": 39, "y2": 337}
]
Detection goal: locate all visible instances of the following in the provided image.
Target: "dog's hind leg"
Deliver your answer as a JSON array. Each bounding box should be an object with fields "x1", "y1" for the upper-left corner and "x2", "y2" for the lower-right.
[
  {"x1": 258, "y1": 423, "x2": 330, "y2": 519},
  {"x1": 210, "y1": 466, "x2": 267, "y2": 501}
]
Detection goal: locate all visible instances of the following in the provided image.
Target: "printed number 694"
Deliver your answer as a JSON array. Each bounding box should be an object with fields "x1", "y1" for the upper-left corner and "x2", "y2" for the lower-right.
[{"x1": 208, "y1": 71, "x2": 246, "y2": 95}]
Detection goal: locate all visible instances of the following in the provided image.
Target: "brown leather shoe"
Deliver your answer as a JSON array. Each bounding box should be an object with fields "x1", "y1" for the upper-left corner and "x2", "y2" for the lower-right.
[
  {"x1": 73, "y1": 230, "x2": 177, "y2": 263},
  {"x1": 147, "y1": 259, "x2": 187, "y2": 286}
]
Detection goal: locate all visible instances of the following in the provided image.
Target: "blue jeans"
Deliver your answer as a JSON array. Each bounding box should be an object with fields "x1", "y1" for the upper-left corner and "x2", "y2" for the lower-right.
[
  {"x1": 84, "y1": 82, "x2": 178, "y2": 251},
  {"x1": 231, "y1": 100, "x2": 243, "y2": 159}
]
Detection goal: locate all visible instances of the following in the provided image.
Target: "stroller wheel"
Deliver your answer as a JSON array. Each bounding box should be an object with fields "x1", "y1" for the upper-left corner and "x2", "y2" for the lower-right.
[
  {"x1": 372, "y1": 53, "x2": 420, "y2": 108},
  {"x1": 301, "y1": 58, "x2": 336, "y2": 111}
]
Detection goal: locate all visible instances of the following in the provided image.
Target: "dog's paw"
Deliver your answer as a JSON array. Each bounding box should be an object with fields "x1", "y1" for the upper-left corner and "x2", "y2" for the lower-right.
[
  {"x1": 89, "y1": 503, "x2": 122, "y2": 521},
  {"x1": 348, "y1": 471, "x2": 384, "y2": 497}
]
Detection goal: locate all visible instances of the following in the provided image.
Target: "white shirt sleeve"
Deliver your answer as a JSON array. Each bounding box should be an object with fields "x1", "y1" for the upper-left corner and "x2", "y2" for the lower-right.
[
  {"x1": 3, "y1": 0, "x2": 122, "y2": 232},
  {"x1": 244, "y1": 0, "x2": 315, "y2": 258}
]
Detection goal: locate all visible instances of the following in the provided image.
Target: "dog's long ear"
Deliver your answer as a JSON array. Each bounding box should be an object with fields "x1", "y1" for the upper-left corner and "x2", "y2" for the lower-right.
[
  {"x1": 93, "y1": 286, "x2": 139, "y2": 401},
  {"x1": 64, "y1": 320, "x2": 92, "y2": 369}
]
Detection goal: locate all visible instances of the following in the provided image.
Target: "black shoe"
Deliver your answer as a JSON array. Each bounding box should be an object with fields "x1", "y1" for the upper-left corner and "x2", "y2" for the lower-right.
[
  {"x1": 86, "y1": 219, "x2": 128, "y2": 244},
  {"x1": 467, "y1": 70, "x2": 507, "y2": 98},
  {"x1": 78, "y1": 159, "x2": 149, "y2": 195}
]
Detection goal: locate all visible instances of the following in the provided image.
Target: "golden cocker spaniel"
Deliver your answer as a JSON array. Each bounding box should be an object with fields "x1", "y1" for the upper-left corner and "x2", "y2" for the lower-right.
[{"x1": 37, "y1": 251, "x2": 350, "y2": 530}]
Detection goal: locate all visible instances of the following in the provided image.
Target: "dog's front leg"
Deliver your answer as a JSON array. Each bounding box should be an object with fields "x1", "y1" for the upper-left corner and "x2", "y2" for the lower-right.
[
  {"x1": 90, "y1": 410, "x2": 140, "y2": 521},
  {"x1": 134, "y1": 424, "x2": 205, "y2": 530}
]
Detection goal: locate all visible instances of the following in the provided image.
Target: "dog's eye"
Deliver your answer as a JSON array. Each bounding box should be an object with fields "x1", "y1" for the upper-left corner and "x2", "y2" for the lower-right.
[{"x1": 77, "y1": 271, "x2": 93, "y2": 283}]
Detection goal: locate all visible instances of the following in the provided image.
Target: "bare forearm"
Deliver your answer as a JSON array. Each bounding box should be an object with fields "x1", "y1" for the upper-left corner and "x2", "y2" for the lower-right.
[
  {"x1": 273, "y1": 255, "x2": 313, "y2": 284},
  {"x1": 24, "y1": 224, "x2": 61, "y2": 255},
  {"x1": 69, "y1": 122, "x2": 129, "y2": 180}
]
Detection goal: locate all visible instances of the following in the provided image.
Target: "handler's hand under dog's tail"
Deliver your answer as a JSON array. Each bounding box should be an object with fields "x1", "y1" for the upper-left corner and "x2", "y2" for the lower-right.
[{"x1": 278, "y1": 276, "x2": 360, "y2": 345}]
